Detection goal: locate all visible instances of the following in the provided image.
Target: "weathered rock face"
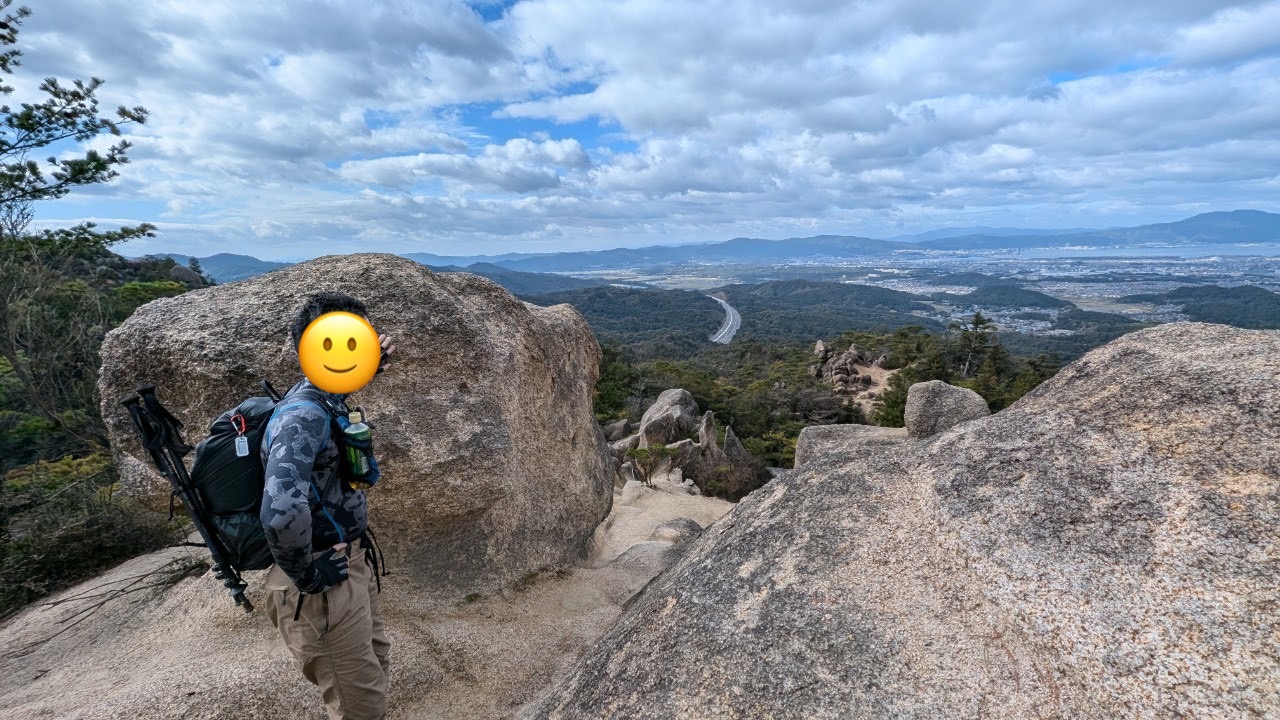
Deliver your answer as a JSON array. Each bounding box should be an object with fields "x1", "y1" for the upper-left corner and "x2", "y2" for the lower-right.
[
  {"x1": 608, "y1": 434, "x2": 640, "y2": 463},
  {"x1": 636, "y1": 388, "x2": 700, "y2": 448},
  {"x1": 169, "y1": 263, "x2": 204, "y2": 286},
  {"x1": 525, "y1": 323, "x2": 1280, "y2": 719},
  {"x1": 903, "y1": 379, "x2": 990, "y2": 439},
  {"x1": 98, "y1": 253, "x2": 614, "y2": 598}
]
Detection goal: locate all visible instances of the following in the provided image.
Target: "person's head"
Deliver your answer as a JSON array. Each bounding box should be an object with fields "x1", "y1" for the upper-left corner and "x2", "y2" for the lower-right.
[{"x1": 289, "y1": 292, "x2": 369, "y2": 352}]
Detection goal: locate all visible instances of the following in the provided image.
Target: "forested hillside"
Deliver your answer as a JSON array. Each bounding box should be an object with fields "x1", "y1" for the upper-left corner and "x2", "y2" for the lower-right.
[
  {"x1": 522, "y1": 287, "x2": 724, "y2": 358},
  {"x1": 1, "y1": 240, "x2": 206, "y2": 615},
  {"x1": 1121, "y1": 285, "x2": 1280, "y2": 328},
  {"x1": 437, "y1": 262, "x2": 609, "y2": 295},
  {"x1": 719, "y1": 280, "x2": 942, "y2": 340},
  {"x1": 948, "y1": 285, "x2": 1073, "y2": 309},
  {"x1": 0, "y1": 9, "x2": 195, "y2": 616},
  {"x1": 591, "y1": 313, "x2": 1061, "y2": 471}
]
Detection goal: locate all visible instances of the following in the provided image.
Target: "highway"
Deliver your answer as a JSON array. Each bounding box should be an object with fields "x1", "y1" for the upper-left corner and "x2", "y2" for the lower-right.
[{"x1": 708, "y1": 295, "x2": 741, "y2": 344}]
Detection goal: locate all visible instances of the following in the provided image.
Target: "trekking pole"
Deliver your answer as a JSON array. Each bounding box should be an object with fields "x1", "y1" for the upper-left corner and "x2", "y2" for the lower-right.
[{"x1": 121, "y1": 386, "x2": 254, "y2": 612}]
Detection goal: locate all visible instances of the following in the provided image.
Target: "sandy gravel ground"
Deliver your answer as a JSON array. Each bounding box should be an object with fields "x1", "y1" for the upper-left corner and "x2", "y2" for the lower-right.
[{"x1": 0, "y1": 476, "x2": 731, "y2": 720}]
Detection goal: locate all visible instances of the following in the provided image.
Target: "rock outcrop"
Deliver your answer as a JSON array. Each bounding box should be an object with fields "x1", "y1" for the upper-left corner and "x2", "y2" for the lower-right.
[
  {"x1": 97, "y1": 253, "x2": 615, "y2": 598},
  {"x1": 525, "y1": 323, "x2": 1280, "y2": 719},
  {"x1": 666, "y1": 411, "x2": 765, "y2": 499},
  {"x1": 903, "y1": 379, "x2": 990, "y2": 438},
  {"x1": 168, "y1": 262, "x2": 205, "y2": 286},
  {"x1": 810, "y1": 339, "x2": 870, "y2": 392},
  {"x1": 609, "y1": 391, "x2": 764, "y2": 498},
  {"x1": 608, "y1": 434, "x2": 640, "y2": 463},
  {"x1": 811, "y1": 340, "x2": 894, "y2": 417}
]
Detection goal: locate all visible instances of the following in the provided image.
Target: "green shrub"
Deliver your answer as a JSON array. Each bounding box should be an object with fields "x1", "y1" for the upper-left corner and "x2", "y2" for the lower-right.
[
  {"x1": 741, "y1": 431, "x2": 798, "y2": 468},
  {"x1": 0, "y1": 453, "x2": 174, "y2": 617}
]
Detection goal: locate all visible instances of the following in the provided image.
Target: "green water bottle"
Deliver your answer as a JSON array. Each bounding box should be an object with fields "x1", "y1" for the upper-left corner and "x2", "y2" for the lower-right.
[{"x1": 344, "y1": 411, "x2": 372, "y2": 485}]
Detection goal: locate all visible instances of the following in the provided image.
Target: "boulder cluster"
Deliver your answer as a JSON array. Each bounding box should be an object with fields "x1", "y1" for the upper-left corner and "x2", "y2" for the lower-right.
[
  {"x1": 810, "y1": 340, "x2": 890, "y2": 416},
  {"x1": 604, "y1": 389, "x2": 764, "y2": 498}
]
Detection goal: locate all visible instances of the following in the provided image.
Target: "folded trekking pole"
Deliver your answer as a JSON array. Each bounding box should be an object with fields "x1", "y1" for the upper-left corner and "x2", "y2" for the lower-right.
[{"x1": 121, "y1": 385, "x2": 254, "y2": 612}]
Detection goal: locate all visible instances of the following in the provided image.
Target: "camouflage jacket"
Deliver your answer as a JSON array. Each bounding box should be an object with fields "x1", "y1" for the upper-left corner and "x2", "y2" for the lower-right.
[{"x1": 259, "y1": 379, "x2": 369, "y2": 587}]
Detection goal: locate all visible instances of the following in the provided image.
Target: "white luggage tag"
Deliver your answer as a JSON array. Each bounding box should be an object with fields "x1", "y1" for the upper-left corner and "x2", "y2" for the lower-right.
[{"x1": 231, "y1": 413, "x2": 250, "y2": 457}]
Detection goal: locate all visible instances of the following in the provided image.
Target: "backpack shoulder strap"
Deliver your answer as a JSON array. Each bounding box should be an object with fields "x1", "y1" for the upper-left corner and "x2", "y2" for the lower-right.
[{"x1": 264, "y1": 387, "x2": 341, "y2": 448}]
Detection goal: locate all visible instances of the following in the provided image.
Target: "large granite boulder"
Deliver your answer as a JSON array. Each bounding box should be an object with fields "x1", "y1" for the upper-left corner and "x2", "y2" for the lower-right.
[
  {"x1": 636, "y1": 388, "x2": 700, "y2": 448},
  {"x1": 168, "y1": 262, "x2": 205, "y2": 286},
  {"x1": 98, "y1": 253, "x2": 614, "y2": 598},
  {"x1": 608, "y1": 434, "x2": 641, "y2": 463},
  {"x1": 903, "y1": 379, "x2": 990, "y2": 439},
  {"x1": 524, "y1": 323, "x2": 1280, "y2": 719}
]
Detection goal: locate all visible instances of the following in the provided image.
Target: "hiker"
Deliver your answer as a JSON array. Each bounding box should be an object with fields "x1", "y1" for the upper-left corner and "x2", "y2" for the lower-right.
[{"x1": 260, "y1": 292, "x2": 395, "y2": 720}]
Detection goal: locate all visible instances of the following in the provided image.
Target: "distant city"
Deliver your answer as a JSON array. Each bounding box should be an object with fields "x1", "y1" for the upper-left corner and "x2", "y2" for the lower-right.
[{"x1": 151, "y1": 209, "x2": 1280, "y2": 349}]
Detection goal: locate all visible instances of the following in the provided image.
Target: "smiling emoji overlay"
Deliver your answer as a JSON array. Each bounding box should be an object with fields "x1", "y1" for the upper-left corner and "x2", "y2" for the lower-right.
[{"x1": 298, "y1": 311, "x2": 381, "y2": 394}]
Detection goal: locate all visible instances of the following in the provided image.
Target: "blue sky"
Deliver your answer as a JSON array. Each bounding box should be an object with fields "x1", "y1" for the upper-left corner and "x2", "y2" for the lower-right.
[{"x1": 18, "y1": 0, "x2": 1280, "y2": 261}]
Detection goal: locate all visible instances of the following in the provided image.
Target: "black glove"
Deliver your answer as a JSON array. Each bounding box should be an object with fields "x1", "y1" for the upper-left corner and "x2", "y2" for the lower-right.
[{"x1": 299, "y1": 547, "x2": 349, "y2": 594}]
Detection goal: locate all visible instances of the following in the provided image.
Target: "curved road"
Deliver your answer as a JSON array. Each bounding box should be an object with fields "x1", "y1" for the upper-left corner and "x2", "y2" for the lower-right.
[{"x1": 708, "y1": 295, "x2": 741, "y2": 344}]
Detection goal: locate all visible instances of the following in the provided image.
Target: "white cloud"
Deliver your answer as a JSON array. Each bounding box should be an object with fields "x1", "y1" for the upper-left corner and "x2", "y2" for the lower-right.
[
  {"x1": 337, "y1": 138, "x2": 588, "y2": 192},
  {"x1": 15, "y1": 0, "x2": 1280, "y2": 258},
  {"x1": 1174, "y1": 3, "x2": 1280, "y2": 67}
]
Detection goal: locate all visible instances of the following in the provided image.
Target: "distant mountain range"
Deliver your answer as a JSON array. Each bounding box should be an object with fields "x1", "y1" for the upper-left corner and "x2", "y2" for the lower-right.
[
  {"x1": 142, "y1": 252, "x2": 618, "y2": 294},
  {"x1": 144, "y1": 210, "x2": 1280, "y2": 283},
  {"x1": 478, "y1": 210, "x2": 1280, "y2": 270},
  {"x1": 425, "y1": 262, "x2": 614, "y2": 295},
  {"x1": 886, "y1": 226, "x2": 1095, "y2": 242},
  {"x1": 147, "y1": 252, "x2": 290, "y2": 283},
  {"x1": 913, "y1": 210, "x2": 1280, "y2": 251}
]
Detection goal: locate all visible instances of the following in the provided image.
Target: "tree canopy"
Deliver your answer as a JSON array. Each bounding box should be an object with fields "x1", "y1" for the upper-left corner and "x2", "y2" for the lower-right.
[{"x1": 0, "y1": 0, "x2": 148, "y2": 220}]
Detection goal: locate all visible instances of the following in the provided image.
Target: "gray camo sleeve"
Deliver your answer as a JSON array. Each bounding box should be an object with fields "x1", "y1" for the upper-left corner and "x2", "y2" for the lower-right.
[{"x1": 260, "y1": 404, "x2": 329, "y2": 586}]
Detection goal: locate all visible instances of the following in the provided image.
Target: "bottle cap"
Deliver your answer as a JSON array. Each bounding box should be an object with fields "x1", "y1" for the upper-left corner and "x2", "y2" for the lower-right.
[{"x1": 348, "y1": 411, "x2": 362, "y2": 424}]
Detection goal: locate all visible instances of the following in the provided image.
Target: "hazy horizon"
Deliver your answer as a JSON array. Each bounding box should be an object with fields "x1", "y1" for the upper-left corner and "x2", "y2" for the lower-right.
[{"x1": 131, "y1": 209, "x2": 1280, "y2": 265}]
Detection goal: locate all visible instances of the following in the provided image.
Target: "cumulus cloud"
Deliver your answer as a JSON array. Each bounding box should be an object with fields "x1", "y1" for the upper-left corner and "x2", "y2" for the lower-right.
[{"x1": 18, "y1": 0, "x2": 1280, "y2": 258}]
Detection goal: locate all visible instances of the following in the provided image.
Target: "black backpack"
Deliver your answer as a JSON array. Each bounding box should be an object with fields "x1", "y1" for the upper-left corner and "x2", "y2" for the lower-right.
[{"x1": 188, "y1": 381, "x2": 338, "y2": 571}]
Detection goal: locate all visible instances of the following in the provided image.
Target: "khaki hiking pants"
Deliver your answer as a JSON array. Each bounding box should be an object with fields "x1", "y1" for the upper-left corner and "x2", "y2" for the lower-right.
[{"x1": 266, "y1": 537, "x2": 390, "y2": 720}]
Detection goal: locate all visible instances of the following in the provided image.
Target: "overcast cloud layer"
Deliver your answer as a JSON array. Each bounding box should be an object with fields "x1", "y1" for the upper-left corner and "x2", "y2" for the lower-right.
[{"x1": 22, "y1": 0, "x2": 1280, "y2": 259}]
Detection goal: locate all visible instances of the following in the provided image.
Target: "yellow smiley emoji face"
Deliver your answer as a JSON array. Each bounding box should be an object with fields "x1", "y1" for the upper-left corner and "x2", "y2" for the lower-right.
[{"x1": 298, "y1": 311, "x2": 381, "y2": 394}]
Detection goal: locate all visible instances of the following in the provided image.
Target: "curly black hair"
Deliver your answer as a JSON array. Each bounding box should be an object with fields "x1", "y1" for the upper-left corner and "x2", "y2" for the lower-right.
[{"x1": 289, "y1": 292, "x2": 370, "y2": 350}]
